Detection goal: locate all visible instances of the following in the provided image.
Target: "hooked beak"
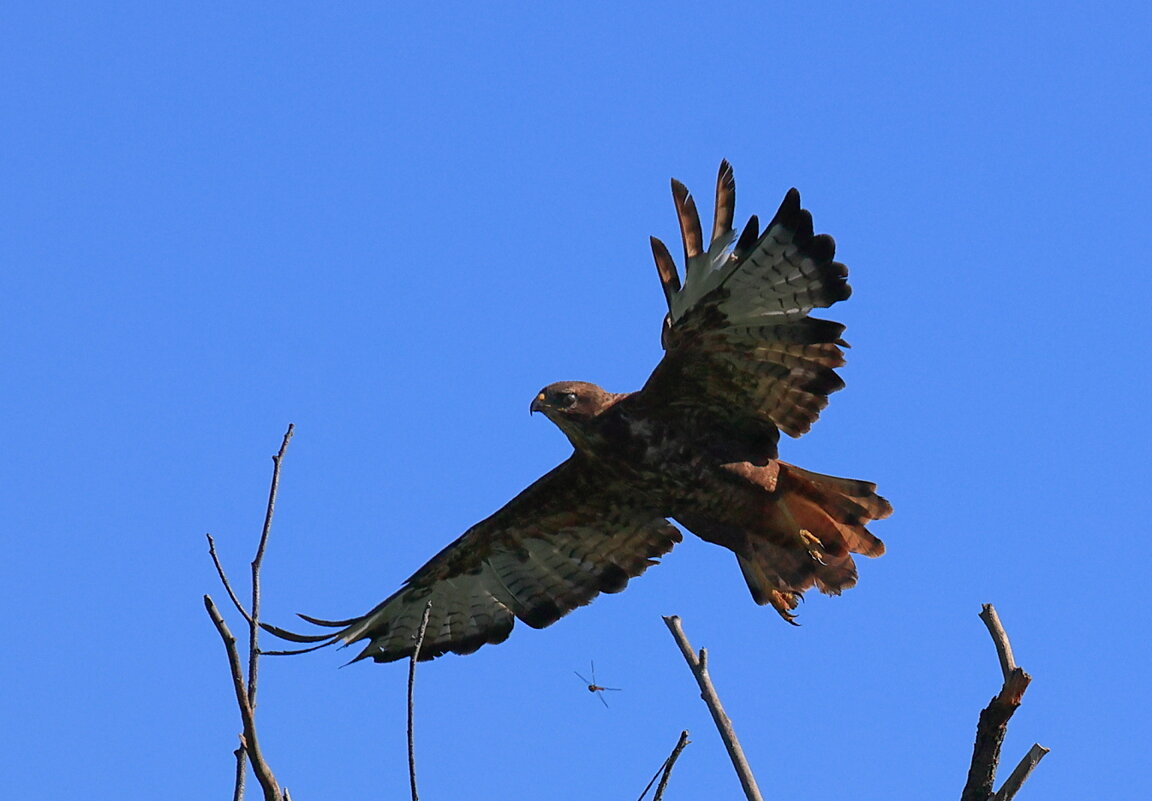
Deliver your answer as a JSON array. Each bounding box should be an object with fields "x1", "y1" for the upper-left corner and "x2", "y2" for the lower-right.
[{"x1": 530, "y1": 393, "x2": 546, "y2": 415}]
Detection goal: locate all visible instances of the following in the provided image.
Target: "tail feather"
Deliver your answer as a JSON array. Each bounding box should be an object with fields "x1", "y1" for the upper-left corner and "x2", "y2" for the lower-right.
[{"x1": 736, "y1": 461, "x2": 891, "y2": 620}]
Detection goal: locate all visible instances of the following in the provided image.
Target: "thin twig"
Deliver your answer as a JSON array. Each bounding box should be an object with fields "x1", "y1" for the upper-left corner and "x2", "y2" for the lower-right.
[
  {"x1": 248, "y1": 424, "x2": 295, "y2": 707},
  {"x1": 205, "y1": 594, "x2": 283, "y2": 801},
  {"x1": 635, "y1": 730, "x2": 691, "y2": 801},
  {"x1": 408, "y1": 600, "x2": 433, "y2": 801},
  {"x1": 208, "y1": 531, "x2": 252, "y2": 800},
  {"x1": 652, "y1": 730, "x2": 691, "y2": 801},
  {"x1": 231, "y1": 743, "x2": 247, "y2": 801},
  {"x1": 961, "y1": 604, "x2": 1045, "y2": 801},
  {"x1": 207, "y1": 533, "x2": 254, "y2": 624},
  {"x1": 991, "y1": 743, "x2": 1050, "y2": 801},
  {"x1": 662, "y1": 616, "x2": 764, "y2": 801},
  {"x1": 979, "y1": 604, "x2": 1017, "y2": 679}
]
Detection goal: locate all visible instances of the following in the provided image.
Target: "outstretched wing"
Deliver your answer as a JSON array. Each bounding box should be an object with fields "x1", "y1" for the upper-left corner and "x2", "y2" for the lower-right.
[
  {"x1": 271, "y1": 457, "x2": 680, "y2": 663},
  {"x1": 643, "y1": 161, "x2": 851, "y2": 444}
]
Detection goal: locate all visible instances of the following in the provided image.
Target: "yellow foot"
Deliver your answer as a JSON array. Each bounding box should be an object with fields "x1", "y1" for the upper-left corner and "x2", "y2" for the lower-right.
[
  {"x1": 767, "y1": 589, "x2": 801, "y2": 625},
  {"x1": 797, "y1": 529, "x2": 827, "y2": 564}
]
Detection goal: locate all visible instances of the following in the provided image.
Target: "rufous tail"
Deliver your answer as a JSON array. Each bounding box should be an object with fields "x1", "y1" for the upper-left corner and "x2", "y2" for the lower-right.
[{"x1": 736, "y1": 462, "x2": 892, "y2": 622}]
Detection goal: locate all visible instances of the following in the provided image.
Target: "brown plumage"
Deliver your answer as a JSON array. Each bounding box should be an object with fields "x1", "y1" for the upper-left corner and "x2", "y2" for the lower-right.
[{"x1": 270, "y1": 161, "x2": 891, "y2": 663}]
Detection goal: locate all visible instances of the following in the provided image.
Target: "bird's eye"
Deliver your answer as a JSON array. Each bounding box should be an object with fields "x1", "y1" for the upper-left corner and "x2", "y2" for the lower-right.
[{"x1": 554, "y1": 391, "x2": 578, "y2": 408}]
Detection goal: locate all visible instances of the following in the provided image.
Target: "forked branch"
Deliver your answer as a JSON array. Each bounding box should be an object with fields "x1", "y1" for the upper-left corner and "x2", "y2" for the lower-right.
[
  {"x1": 959, "y1": 604, "x2": 1049, "y2": 801},
  {"x1": 205, "y1": 424, "x2": 295, "y2": 801}
]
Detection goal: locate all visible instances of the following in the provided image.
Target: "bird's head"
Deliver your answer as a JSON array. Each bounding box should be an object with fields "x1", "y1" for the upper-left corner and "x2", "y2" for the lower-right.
[{"x1": 531, "y1": 381, "x2": 618, "y2": 448}]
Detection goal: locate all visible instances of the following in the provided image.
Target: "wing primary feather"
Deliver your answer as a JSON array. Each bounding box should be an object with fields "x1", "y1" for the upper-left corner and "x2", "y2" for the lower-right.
[
  {"x1": 767, "y1": 188, "x2": 814, "y2": 244},
  {"x1": 296, "y1": 612, "x2": 362, "y2": 627},
  {"x1": 650, "y1": 235, "x2": 681, "y2": 307},
  {"x1": 712, "y1": 159, "x2": 735, "y2": 245},
  {"x1": 768, "y1": 188, "x2": 802, "y2": 232},
  {"x1": 807, "y1": 233, "x2": 836, "y2": 262},
  {"x1": 259, "y1": 620, "x2": 340, "y2": 643},
  {"x1": 671, "y1": 179, "x2": 704, "y2": 262},
  {"x1": 262, "y1": 641, "x2": 341, "y2": 656},
  {"x1": 732, "y1": 214, "x2": 760, "y2": 262}
]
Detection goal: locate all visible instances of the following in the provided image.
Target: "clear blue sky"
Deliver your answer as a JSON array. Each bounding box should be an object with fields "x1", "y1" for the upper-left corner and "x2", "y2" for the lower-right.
[{"x1": 2, "y1": 2, "x2": 1149, "y2": 799}]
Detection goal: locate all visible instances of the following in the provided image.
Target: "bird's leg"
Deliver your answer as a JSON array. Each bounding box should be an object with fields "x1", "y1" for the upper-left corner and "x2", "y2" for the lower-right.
[{"x1": 797, "y1": 529, "x2": 828, "y2": 565}]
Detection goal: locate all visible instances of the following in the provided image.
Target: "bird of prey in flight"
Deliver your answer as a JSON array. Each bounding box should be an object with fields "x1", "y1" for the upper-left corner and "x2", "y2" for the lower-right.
[{"x1": 269, "y1": 161, "x2": 892, "y2": 663}]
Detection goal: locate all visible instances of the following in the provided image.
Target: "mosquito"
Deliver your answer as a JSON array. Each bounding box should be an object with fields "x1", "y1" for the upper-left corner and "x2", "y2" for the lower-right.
[{"x1": 574, "y1": 661, "x2": 622, "y2": 708}]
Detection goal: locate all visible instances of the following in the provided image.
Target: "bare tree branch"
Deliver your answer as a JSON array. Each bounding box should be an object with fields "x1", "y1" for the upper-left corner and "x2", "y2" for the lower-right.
[
  {"x1": 651, "y1": 730, "x2": 691, "y2": 801},
  {"x1": 635, "y1": 730, "x2": 691, "y2": 801},
  {"x1": 960, "y1": 604, "x2": 1047, "y2": 801},
  {"x1": 230, "y1": 743, "x2": 247, "y2": 801},
  {"x1": 992, "y1": 744, "x2": 1050, "y2": 801},
  {"x1": 207, "y1": 532, "x2": 254, "y2": 624},
  {"x1": 408, "y1": 600, "x2": 433, "y2": 801},
  {"x1": 206, "y1": 425, "x2": 295, "y2": 801},
  {"x1": 662, "y1": 616, "x2": 764, "y2": 801},
  {"x1": 979, "y1": 604, "x2": 1017, "y2": 679},
  {"x1": 205, "y1": 594, "x2": 283, "y2": 801},
  {"x1": 249, "y1": 424, "x2": 295, "y2": 707}
]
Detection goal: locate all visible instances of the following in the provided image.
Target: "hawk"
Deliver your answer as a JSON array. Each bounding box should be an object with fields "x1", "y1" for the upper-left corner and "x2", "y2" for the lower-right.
[{"x1": 271, "y1": 162, "x2": 892, "y2": 663}]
